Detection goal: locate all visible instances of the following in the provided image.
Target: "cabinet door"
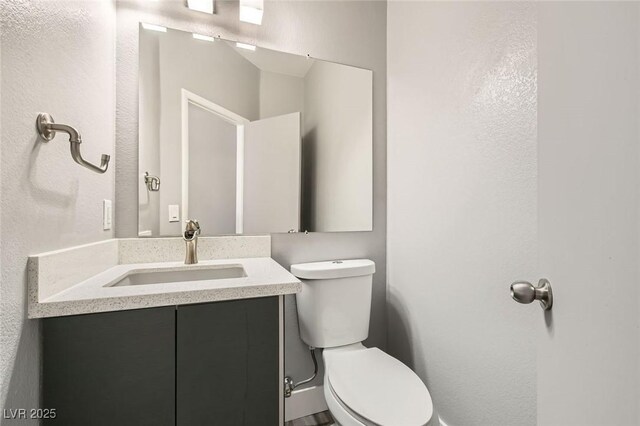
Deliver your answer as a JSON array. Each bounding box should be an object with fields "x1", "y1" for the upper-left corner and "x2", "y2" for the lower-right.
[
  {"x1": 177, "y1": 297, "x2": 280, "y2": 426},
  {"x1": 43, "y1": 307, "x2": 175, "y2": 426}
]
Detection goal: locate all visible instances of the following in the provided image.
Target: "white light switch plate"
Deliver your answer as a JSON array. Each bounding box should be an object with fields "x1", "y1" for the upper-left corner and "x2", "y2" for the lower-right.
[
  {"x1": 168, "y1": 204, "x2": 180, "y2": 222},
  {"x1": 103, "y1": 200, "x2": 112, "y2": 230}
]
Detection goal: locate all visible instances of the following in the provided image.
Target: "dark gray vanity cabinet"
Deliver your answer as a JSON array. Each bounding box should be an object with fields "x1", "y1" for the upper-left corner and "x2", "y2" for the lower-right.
[
  {"x1": 42, "y1": 297, "x2": 281, "y2": 426},
  {"x1": 42, "y1": 306, "x2": 176, "y2": 426},
  {"x1": 177, "y1": 297, "x2": 280, "y2": 426}
]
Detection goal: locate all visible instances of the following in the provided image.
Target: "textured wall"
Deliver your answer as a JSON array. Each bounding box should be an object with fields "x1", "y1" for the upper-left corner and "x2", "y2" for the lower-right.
[
  {"x1": 0, "y1": 0, "x2": 116, "y2": 421},
  {"x1": 387, "y1": 2, "x2": 537, "y2": 425},
  {"x1": 115, "y1": 0, "x2": 386, "y2": 390}
]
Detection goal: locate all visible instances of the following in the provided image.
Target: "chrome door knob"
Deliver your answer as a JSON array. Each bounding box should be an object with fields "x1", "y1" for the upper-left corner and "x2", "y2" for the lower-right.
[{"x1": 510, "y1": 279, "x2": 553, "y2": 311}]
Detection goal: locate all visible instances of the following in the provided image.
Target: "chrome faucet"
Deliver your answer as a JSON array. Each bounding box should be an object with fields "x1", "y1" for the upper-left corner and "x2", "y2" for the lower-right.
[{"x1": 183, "y1": 219, "x2": 201, "y2": 265}]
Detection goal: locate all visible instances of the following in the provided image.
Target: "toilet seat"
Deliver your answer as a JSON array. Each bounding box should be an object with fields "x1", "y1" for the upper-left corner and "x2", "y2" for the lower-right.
[{"x1": 324, "y1": 345, "x2": 434, "y2": 426}]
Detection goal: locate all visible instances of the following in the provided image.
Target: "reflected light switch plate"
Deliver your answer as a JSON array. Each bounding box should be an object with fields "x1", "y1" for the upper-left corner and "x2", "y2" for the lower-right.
[{"x1": 168, "y1": 205, "x2": 180, "y2": 222}]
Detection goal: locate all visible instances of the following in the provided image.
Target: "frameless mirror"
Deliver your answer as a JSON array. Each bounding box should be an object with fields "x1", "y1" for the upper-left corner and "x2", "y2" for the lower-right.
[{"x1": 138, "y1": 24, "x2": 372, "y2": 236}]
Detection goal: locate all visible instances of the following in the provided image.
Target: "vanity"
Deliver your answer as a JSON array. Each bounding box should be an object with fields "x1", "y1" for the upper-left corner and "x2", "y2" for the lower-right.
[
  {"x1": 43, "y1": 299, "x2": 279, "y2": 426},
  {"x1": 29, "y1": 236, "x2": 300, "y2": 425}
]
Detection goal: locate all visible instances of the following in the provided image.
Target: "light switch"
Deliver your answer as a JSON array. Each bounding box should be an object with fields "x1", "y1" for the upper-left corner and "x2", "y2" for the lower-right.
[
  {"x1": 103, "y1": 200, "x2": 112, "y2": 230},
  {"x1": 168, "y1": 204, "x2": 180, "y2": 222}
]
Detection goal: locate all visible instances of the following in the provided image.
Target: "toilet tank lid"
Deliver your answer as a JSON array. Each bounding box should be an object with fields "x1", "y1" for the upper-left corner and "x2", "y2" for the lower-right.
[{"x1": 290, "y1": 259, "x2": 375, "y2": 280}]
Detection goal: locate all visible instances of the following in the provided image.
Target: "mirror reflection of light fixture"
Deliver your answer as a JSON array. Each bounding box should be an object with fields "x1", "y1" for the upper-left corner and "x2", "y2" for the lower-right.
[
  {"x1": 236, "y1": 42, "x2": 256, "y2": 51},
  {"x1": 186, "y1": 0, "x2": 214, "y2": 14},
  {"x1": 141, "y1": 23, "x2": 167, "y2": 32},
  {"x1": 193, "y1": 33, "x2": 215, "y2": 42},
  {"x1": 239, "y1": 0, "x2": 263, "y2": 25}
]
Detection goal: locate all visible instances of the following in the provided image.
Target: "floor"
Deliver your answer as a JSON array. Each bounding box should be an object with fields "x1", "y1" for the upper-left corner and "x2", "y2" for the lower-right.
[{"x1": 285, "y1": 410, "x2": 334, "y2": 426}]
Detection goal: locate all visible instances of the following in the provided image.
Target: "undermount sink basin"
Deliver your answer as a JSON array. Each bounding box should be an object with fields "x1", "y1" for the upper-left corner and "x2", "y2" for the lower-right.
[{"x1": 107, "y1": 265, "x2": 247, "y2": 287}]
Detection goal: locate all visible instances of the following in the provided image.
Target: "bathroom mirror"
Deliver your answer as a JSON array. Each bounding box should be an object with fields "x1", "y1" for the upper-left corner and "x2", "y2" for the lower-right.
[{"x1": 138, "y1": 24, "x2": 373, "y2": 237}]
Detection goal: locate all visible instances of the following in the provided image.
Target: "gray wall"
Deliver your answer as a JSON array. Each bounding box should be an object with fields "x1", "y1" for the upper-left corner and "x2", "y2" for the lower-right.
[
  {"x1": 302, "y1": 60, "x2": 373, "y2": 232},
  {"x1": 387, "y1": 2, "x2": 537, "y2": 425},
  {"x1": 259, "y1": 70, "x2": 303, "y2": 120},
  {"x1": 0, "y1": 0, "x2": 116, "y2": 420},
  {"x1": 115, "y1": 0, "x2": 386, "y2": 389},
  {"x1": 189, "y1": 104, "x2": 237, "y2": 235}
]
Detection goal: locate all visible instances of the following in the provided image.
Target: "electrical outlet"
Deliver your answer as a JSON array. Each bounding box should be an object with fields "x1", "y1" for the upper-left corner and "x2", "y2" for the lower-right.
[{"x1": 103, "y1": 200, "x2": 112, "y2": 230}]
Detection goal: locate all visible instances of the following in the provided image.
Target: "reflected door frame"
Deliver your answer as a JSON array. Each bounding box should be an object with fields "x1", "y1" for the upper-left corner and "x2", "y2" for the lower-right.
[{"x1": 180, "y1": 89, "x2": 250, "y2": 234}]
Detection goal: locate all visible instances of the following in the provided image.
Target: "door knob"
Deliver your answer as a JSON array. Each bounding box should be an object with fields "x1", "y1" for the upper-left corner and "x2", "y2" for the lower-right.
[{"x1": 510, "y1": 279, "x2": 553, "y2": 311}]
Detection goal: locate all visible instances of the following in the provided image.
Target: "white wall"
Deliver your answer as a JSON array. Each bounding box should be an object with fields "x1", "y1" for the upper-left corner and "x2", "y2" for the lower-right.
[
  {"x1": 537, "y1": 3, "x2": 640, "y2": 425},
  {"x1": 0, "y1": 0, "x2": 116, "y2": 419},
  {"x1": 115, "y1": 0, "x2": 387, "y2": 391},
  {"x1": 302, "y1": 60, "x2": 373, "y2": 232},
  {"x1": 387, "y1": 3, "x2": 537, "y2": 425}
]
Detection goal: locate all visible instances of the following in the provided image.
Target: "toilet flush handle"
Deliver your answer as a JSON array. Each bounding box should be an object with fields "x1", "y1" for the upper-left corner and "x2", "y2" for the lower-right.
[{"x1": 510, "y1": 279, "x2": 553, "y2": 311}]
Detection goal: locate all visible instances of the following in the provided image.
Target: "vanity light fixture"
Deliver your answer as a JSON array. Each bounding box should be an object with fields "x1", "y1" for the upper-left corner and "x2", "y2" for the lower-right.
[
  {"x1": 141, "y1": 23, "x2": 167, "y2": 32},
  {"x1": 236, "y1": 42, "x2": 256, "y2": 51},
  {"x1": 186, "y1": 0, "x2": 214, "y2": 14},
  {"x1": 239, "y1": 0, "x2": 263, "y2": 25},
  {"x1": 193, "y1": 33, "x2": 215, "y2": 42}
]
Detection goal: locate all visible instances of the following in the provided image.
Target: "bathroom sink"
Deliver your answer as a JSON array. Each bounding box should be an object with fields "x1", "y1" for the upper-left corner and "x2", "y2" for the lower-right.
[{"x1": 108, "y1": 265, "x2": 247, "y2": 287}]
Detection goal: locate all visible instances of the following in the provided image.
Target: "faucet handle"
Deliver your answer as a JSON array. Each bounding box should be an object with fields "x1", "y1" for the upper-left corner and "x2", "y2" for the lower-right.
[
  {"x1": 184, "y1": 219, "x2": 201, "y2": 240},
  {"x1": 185, "y1": 219, "x2": 200, "y2": 229}
]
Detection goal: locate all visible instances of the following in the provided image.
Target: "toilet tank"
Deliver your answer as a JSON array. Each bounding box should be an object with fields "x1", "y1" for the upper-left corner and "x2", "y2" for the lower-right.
[{"x1": 291, "y1": 259, "x2": 376, "y2": 348}]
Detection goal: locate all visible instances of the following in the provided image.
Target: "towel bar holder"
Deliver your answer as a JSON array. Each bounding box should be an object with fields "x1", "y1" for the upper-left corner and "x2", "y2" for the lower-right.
[{"x1": 36, "y1": 113, "x2": 110, "y2": 174}]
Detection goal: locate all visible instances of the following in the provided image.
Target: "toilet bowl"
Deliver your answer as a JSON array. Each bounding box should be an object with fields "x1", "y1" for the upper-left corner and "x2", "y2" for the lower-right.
[
  {"x1": 291, "y1": 259, "x2": 438, "y2": 426},
  {"x1": 323, "y1": 343, "x2": 436, "y2": 426}
]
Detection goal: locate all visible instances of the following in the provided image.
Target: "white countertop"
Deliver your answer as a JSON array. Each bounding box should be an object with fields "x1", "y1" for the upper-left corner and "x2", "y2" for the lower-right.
[{"x1": 30, "y1": 256, "x2": 301, "y2": 318}]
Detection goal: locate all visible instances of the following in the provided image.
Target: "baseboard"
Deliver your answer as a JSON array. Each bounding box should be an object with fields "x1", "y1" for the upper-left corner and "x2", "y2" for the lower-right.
[{"x1": 284, "y1": 385, "x2": 329, "y2": 422}]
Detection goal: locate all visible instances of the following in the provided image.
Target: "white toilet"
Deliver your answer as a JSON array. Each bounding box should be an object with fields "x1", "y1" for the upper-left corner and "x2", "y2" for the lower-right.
[{"x1": 291, "y1": 259, "x2": 438, "y2": 426}]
